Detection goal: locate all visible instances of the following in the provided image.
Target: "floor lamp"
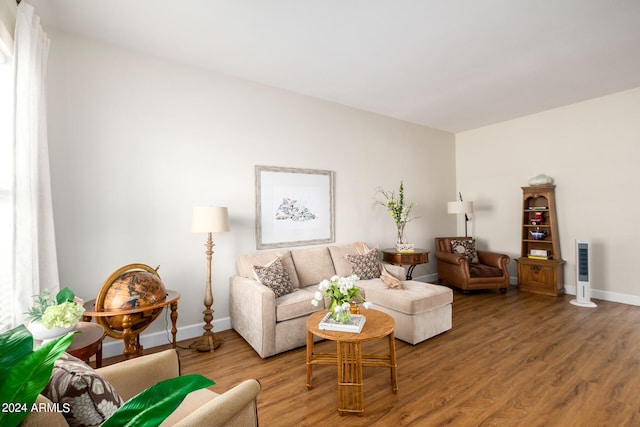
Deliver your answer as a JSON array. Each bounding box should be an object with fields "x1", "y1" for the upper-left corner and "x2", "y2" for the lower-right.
[
  {"x1": 447, "y1": 193, "x2": 474, "y2": 237},
  {"x1": 192, "y1": 206, "x2": 230, "y2": 352}
]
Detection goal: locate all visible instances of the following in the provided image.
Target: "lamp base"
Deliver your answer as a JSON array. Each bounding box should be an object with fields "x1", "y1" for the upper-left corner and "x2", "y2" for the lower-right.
[{"x1": 192, "y1": 332, "x2": 224, "y2": 352}]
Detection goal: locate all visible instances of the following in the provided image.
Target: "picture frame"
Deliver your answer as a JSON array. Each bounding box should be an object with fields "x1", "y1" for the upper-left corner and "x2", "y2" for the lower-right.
[{"x1": 255, "y1": 165, "x2": 335, "y2": 249}]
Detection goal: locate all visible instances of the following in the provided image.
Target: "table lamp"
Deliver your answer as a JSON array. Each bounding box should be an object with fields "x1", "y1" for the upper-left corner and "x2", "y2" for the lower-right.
[{"x1": 192, "y1": 206, "x2": 230, "y2": 352}]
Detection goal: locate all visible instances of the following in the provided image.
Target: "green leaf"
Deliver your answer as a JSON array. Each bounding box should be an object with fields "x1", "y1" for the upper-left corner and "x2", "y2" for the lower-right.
[
  {"x1": 0, "y1": 329, "x2": 74, "y2": 427},
  {"x1": 102, "y1": 374, "x2": 215, "y2": 427},
  {"x1": 0, "y1": 324, "x2": 34, "y2": 377},
  {"x1": 56, "y1": 286, "x2": 75, "y2": 304}
]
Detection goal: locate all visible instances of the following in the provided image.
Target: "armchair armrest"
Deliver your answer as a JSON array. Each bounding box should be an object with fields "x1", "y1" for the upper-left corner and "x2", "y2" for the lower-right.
[
  {"x1": 477, "y1": 250, "x2": 510, "y2": 269},
  {"x1": 229, "y1": 276, "x2": 277, "y2": 358},
  {"x1": 172, "y1": 379, "x2": 261, "y2": 427},
  {"x1": 435, "y1": 250, "x2": 467, "y2": 266},
  {"x1": 97, "y1": 349, "x2": 180, "y2": 401}
]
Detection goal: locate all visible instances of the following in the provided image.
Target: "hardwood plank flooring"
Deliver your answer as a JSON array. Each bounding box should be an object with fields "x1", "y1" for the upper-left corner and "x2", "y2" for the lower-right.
[{"x1": 104, "y1": 288, "x2": 640, "y2": 426}]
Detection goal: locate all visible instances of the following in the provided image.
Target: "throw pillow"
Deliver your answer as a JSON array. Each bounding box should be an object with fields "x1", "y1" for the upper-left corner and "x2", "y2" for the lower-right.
[
  {"x1": 253, "y1": 257, "x2": 295, "y2": 297},
  {"x1": 345, "y1": 247, "x2": 382, "y2": 280},
  {"x1": 451, "y1": 239, "x2": 480, "y2": 264},
  {"x1": 42, "y1": 352, "x2": 124, "y2": 427}
]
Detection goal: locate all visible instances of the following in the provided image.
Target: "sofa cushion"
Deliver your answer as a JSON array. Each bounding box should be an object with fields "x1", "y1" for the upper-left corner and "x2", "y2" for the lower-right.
[
  {"x1": 237, "y1": 250, "x2": 300, "y2": 287},
  {"x1": 345, "y1": 247, "x2": 382, "y2": 280},
  {"x1": 276, "y1": 287, "x2": 323, "y2": 322},
  {"x1": 358, "y1": 280, "x2": 452, "y2": 315},
  {"x1": 328, "y1": 244, "x2": 360, "y2": 277},
  {"x1": 253, "y1": 257, "x2": 295, "y2": 298},
  {"x1": 42, "y1": 352, "x2": 124, "y2": 427},
  {"x1": 290, "y1": 247, "x2": 336, "y2": 287},
  {"x1": 451, "y1": 239, "x2": 479, "y2": 263}
]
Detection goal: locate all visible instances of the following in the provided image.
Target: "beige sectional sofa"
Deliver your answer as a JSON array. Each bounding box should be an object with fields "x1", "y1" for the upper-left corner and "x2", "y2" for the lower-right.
[{"x1": 230, "y1": 243, "x2": 453, "y2": 358}]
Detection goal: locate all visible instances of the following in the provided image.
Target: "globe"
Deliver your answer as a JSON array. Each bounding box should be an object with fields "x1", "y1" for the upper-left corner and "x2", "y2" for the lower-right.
[{"x1": 95, "y1": 264, "x2": 168, "y2": 339}]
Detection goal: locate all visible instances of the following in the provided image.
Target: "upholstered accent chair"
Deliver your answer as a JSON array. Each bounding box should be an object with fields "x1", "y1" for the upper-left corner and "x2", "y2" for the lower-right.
[
  {"x1": 22, "y1": 349, "x2": 261, "y2": 427},
  {"x1": 434, "y1": 237, "x2": 510, "y2": 293}
]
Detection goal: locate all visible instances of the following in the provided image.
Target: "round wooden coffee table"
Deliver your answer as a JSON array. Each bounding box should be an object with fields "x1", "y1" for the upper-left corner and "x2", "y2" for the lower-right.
[{"x1": 306, "y1": 308, "x2": 398, "y2": 415}]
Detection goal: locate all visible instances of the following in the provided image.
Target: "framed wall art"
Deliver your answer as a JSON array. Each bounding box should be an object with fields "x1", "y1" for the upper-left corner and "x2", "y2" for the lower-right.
[{"x1": 255, "y1": 165, "x2": 335, "y2": 249}]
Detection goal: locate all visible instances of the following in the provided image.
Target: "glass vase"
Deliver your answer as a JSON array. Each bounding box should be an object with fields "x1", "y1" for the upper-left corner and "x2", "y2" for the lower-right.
[
  {"x1": 396, "y1": 222, "x2": 406, "y2": 245},
  {"x1": 332, "y1": 308, "x2": 352, "y2": 323}
]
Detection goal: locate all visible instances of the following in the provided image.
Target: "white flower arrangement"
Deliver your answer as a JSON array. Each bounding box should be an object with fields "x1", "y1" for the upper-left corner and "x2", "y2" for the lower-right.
[{"x1": 311, "y1": 275, "x2": 372, "y2": 322}]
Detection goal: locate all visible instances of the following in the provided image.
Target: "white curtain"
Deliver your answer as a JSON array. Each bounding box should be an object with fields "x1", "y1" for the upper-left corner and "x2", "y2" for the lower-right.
[{"x1": 6, "y1": 2, "x2": 59, "y2": 328}]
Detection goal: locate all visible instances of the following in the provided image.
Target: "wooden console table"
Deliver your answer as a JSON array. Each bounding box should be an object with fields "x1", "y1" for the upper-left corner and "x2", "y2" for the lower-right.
[
  {"x1": 82, "y1": 290, "x2": 180, "y2": 359},
  {"x1": 382, "y1": 248, "x2": 429, "y2": 280}
]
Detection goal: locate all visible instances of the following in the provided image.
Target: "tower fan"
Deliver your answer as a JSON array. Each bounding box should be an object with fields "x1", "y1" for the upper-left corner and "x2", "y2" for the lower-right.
[{"x1": 570, "y1": 240, "x2": 597, "y2": 307}]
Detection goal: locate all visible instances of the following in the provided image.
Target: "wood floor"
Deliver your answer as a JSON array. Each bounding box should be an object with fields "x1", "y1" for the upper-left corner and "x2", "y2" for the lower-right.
[{"x1": 104, "y1": 287, "x2": 640, "y2": 426}]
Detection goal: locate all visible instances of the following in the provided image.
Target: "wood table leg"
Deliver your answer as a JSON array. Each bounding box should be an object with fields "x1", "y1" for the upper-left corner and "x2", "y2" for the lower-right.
[
  {"x1": 170, "y1": 301, "x2": 179, "y2": 348},
  {"x1": 306, "y1": 329, "x2": 313, "y2": 389},
  {"x1": 388, "y1": 331, "x2": 398, "y2": 392},
  {"x1": 337, "y1": 340, "x2": 364, "y2": 415}
]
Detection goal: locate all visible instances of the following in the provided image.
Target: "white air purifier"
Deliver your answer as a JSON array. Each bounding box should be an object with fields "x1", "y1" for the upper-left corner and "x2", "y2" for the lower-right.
[{"x1": 570, "y1": 240, "x2": 597, "y2": 308}]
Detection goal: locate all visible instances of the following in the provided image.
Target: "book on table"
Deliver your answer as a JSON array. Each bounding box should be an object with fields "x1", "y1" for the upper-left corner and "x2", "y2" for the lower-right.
[{"x1": 318, "y1": 312, "x2": 366, "y2": 333}]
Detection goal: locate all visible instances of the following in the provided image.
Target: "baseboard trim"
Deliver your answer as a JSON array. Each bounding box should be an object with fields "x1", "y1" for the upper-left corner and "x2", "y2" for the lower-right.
[{"x1": 102, "y1": 317, "x2": 232, "y2": 359}]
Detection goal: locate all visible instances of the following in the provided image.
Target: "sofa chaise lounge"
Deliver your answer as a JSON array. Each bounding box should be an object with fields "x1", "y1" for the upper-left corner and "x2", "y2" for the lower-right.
[{"x1": 230, "y1": 242, "x2": 452, "y2": 358}]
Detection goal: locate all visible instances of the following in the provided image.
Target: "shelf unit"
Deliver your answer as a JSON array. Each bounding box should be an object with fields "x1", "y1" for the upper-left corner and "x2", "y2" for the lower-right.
[{"x1": 516, "y1": 185, "x2": 565, "y2": 296}]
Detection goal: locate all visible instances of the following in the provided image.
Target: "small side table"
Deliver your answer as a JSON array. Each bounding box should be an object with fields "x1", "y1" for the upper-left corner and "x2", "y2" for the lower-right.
[
  {"x1": 306, "y1": 308, "x2": 398, "y2": 415},
  {"x1": 68, "y1": 322, "x2": 106, "y2": 368},
  {"x1": 381, "y1": 248, "x2": 429, "y2": 280}
]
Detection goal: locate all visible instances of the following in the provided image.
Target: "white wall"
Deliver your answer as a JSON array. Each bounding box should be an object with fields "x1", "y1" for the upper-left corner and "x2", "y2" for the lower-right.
[
  {"x1": 45, "y1": 31, "x2": 456, "y2": 351},
  {"x1": 456, "y1": 87, "x2": 640, "y2": 304}
]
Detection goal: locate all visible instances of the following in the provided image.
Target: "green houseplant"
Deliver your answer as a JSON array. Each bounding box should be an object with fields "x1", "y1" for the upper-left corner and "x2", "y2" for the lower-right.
[{"x1": 0, "y1": 325, "x2": 214, "y2": 427}]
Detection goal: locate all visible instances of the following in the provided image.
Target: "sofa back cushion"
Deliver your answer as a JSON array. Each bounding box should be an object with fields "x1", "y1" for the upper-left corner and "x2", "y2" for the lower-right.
[
  {"x1": 290, "y1": 246, "x2": 336, "y2": 287},
  {"x1": 327, "y1": 244, "x2": 360, "y2": 277},
  {"x1": 236, "y1": 250, "x2": 300, "y2": 287}
]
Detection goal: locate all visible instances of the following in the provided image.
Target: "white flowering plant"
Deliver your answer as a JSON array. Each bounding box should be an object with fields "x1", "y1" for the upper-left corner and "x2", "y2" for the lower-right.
[
  {"x1": 26, "y1": 287, "x2": 85, "y2": 329},
  {"x1": 311, "y1": 275, "x2": 371, "y2": 322}
]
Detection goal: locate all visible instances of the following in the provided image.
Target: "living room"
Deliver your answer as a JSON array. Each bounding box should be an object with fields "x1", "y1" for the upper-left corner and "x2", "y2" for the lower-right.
[{"x1": 2, "y1": 1, "x2": 640, "y2": 425}]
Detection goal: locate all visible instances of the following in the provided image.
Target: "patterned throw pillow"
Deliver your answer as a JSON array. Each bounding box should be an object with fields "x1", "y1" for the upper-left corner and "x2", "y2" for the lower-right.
[
  {"x1": 345, "y1": 247, "x2": 382, "y2": 280},
  {"x1": 42, "y1": 352, "x2": 124, "y2": 427},
  {"x1": 253, "y1": 257, "x2": 295, "y2": 297},
  {"x1": 451, "y1": 239, "x2": 480, "y2": 264}
]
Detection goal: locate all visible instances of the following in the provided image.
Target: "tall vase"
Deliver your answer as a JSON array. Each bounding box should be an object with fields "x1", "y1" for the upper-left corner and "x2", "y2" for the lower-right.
[
  {"x1": 395, "y1": 222, "x2": 414, "y2": 252},
  {"x1": 396, "y1": 222, "x2": 406, "y2": 245}
]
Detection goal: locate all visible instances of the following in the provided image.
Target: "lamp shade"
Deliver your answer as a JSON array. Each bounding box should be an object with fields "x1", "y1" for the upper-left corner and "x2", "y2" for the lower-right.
[
  {"x1": 192, "y1": 207, "x2": 230, "y2": 234},
  {"x1": 447, "y1": 201, "x2": 474, "y2": 214}
]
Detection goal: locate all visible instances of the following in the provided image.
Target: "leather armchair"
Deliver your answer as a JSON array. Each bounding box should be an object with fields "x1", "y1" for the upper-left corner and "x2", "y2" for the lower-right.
[{"x1": 435, "y1": 237, "x2": 510, "y2": 293}]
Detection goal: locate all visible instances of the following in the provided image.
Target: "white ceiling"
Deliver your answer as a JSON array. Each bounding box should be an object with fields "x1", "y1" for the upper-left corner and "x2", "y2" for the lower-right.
[{"x1": 28, "y1": 0, "x2": 640, "y2": 133}]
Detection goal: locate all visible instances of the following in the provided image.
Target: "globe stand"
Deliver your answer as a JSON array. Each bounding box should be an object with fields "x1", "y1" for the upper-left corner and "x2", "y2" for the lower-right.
[{"x1": 193, "y1": 233, "x2": 224, "y2": 352}]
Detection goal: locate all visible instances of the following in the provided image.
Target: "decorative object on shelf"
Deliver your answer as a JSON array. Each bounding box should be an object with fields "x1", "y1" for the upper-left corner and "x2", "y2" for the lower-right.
[
  {"x1": 192, "y1": 206, "x2": 230, "y2": 352},
  {"x1": 374, "y1": 180, "x2": 417, "y2": 250},
  {"x1": 447, "y1": 192, "x2": 474, "y2": 237},
  {"x1": 530, "y1": 228, "x2": 548, "y2": 240},
  {"x1": 310, "y1": 274, "x2": 371, "y2": 323},
  {"x1": 26, "y1": 287, "x2": 85, "y2": 341},
  {"x1": 528, "y1": 174, "x2": 554, "y2": 186}
]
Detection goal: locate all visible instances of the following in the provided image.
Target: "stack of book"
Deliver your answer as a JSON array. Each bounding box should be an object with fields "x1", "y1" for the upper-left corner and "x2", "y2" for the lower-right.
[
  {"x1": 318, "y1": 312, "x2": 366, "y2": 333},
  {"x1": 528, "y1": 249, "x2": 551, "y2": 260}
]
